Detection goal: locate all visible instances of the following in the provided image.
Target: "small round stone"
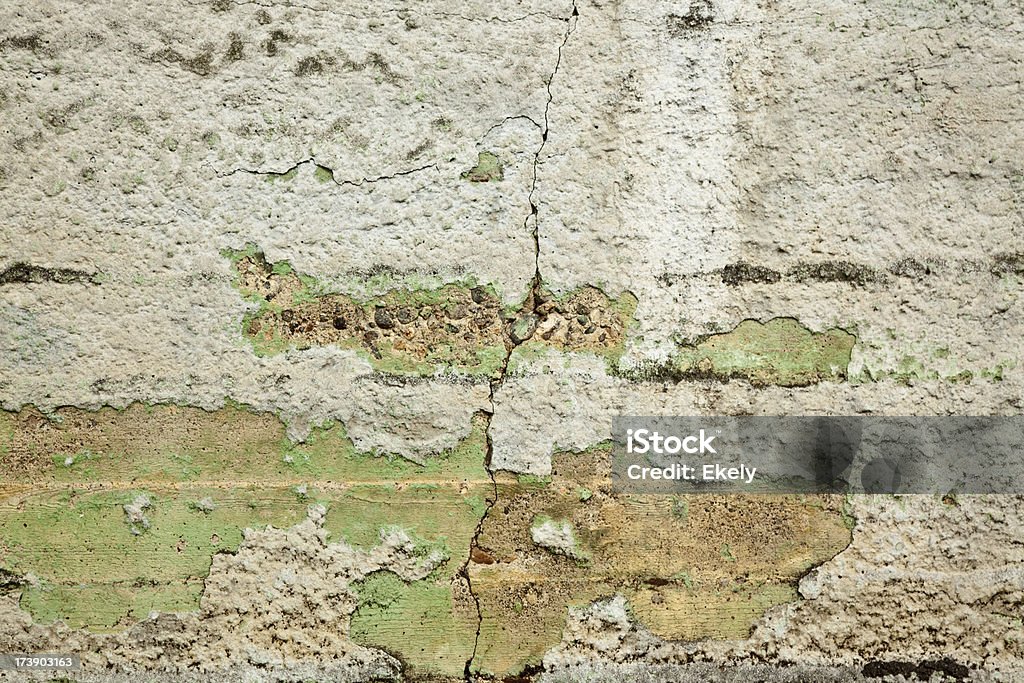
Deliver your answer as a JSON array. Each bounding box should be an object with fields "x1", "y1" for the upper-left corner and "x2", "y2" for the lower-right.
[{"x1": 374, "y1": 307, "x2": 395, "y2": 329}]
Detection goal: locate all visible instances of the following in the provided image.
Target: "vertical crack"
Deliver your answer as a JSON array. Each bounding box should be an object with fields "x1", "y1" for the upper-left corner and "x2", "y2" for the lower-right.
[
  {"x1": 462, "y1": 3, "x2": 579, "y2": 681},
  {"x1": 460, "y1": 415, "x2": 499, "y2": 682},
  {"x1": 528, "y1": 0, "x2": 579, "y2": 300}
]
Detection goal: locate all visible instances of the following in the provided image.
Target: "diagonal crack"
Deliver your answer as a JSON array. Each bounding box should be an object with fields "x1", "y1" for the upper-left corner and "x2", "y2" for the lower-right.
[
  {"x1": 213, "y1": 158, "x2": 437, "y2": 186},
  {"x1": 334, "y1": 161, "x2": 438, "y2": 187},
  {"x1": 461, "y1": 3, "x2": 579, "y2": 681},
  {"x1": 478, "y1": 114, "x2": 544, "y2": 144},
  {"x1": 523, "y1": 0, "x2": 579, "y2": 298},
  {"x1": 430, "y1": 10, "x2": 568, "y2": 24}
]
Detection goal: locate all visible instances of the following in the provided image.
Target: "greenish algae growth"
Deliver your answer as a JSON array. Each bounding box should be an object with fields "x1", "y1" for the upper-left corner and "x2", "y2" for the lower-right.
[
  {"x1": 350, "y1": 572, "x2": 478, "y2": 678},
  {"x1": 671, "y1": 496, "x2": 689, "y2": 522},
  {"x1": 224, "y1": 246, "x2": 511, "y2": 376},
  {"x1": 0, "y1": 405, "x2": 491, "y2": 647},
  {"x1": 330, "y1": 417, "x2": 490, "y2": 678},
  {"x1": 460, "y1": 151, "x2": 503, "y2": 182},
  {"x1": 313, "y1": 164, "x2": 334, "y2": 183},
  {"x1": 0, "y1": 488, "x2": 308, "y2": 630},
  {"x1": 672, "y1": 318, "x2": 856, "y2": 386}
]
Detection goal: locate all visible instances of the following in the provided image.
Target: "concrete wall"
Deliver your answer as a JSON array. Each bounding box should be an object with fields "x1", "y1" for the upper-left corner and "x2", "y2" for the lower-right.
[{"x1": 0, "y1": 0, "x2": 1021, "y2": 680}]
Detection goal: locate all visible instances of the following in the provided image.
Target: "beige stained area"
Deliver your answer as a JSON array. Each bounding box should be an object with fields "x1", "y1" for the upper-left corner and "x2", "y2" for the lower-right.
[{"x1": 468, "y1": 449, "x2": 851, "y2": 676}]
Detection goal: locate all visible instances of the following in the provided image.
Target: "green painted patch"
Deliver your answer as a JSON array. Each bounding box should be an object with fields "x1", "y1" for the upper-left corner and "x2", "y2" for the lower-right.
[
  {"x1": 292, "y1": 414, "x2": 488, "y2": 485},
  {"x1": 0, "y1": 404, "x2": 491, "y2": 646},
  {"x1": 0, "y1": 488, "x2": 308, "y2": 630},
  {"x1": 2, "y1": 403, "x2": 489, "y2": 487},
  {"x1": 323, "y1": 422, "x2": 490, "y2": 679},
  {"x1": 321, "y1": 420, "x2": 489, "y2": 678},
  {"x1": 326, "y1": 484, "x2": 482, "y2": 551},
  {"x1": 350, "y1": 572, "x2": 478, "y2": 678},
  {"x1": 4, "y1": 403, "x2": 292, "y2": 485},
  {"x1": 460, "y1": 151, "x2": 503, "y2": 182},
  {"x1": 20, "y1": 581, "x2": 204, "y2": 630},
  {"x1": 672, "y1": 318, "x2": 855, "y2": 386}
]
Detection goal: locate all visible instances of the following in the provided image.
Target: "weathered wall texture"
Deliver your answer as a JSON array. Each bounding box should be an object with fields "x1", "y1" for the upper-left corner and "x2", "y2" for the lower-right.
[{"x1": 0, "y1": 0, "x2": 1022, "y2": 681}]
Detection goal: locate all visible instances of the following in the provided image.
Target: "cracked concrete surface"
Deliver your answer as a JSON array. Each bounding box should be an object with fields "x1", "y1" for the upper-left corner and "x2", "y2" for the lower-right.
[{"x1": 1, "y1": 0, "x2": 1023, "y2": 680}]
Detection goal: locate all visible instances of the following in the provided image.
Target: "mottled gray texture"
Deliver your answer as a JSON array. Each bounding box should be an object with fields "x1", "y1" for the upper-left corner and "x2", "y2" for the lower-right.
[{"x1": 1, "y1": 0, "x2": 1022, "y2": 679}]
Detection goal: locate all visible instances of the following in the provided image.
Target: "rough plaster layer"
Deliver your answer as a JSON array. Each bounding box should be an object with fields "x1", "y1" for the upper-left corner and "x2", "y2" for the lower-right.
[
  {"x1": 1, "y1": 0, "x2": 1023, "y2": 680},
  {"x1": 0, "y1": 506, "x2": 426, "y2": 681},
  {"x1": 2, "y1": 0, "x2": 1021, "y2": 446},
  {"x1": 537, "y1": 0, "x2": 1023, "y2": 344},
  {"x1": 539, "y1": 496, "x2": 1024, "y2": 680},
  {"x1": 547, "y1": 0, "x2": 1024, "y2": 382},
  {"x1": 1, "y1": 0, "x2": 565, "y2": 451},
  {"x1": 489, "y1": 351, "x2": 1021, "y2": 475}
]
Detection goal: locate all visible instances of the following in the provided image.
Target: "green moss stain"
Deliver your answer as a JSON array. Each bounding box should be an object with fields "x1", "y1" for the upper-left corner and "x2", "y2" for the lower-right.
[
  {"x1": 0, "y1": 405, "x2": 491, "y2": 648},
  {"x1": 671, "y1": 496, "x2": 689, "y2": 522},
  {"x1": 672, "y1": 318, "x2": 855, "y2": 386},
  {"x1": 226, "y1": 247, "x2": 511, "y2": 376},
  {"x1": 350, "y1": 572, "x2": 477, "y2": 677},
  {"x1": 0, "y1": 488, "x2": 307, "y2": 630},
  {"x1": 460, "y1": 151, "x2": 503, "y2": 182}
]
